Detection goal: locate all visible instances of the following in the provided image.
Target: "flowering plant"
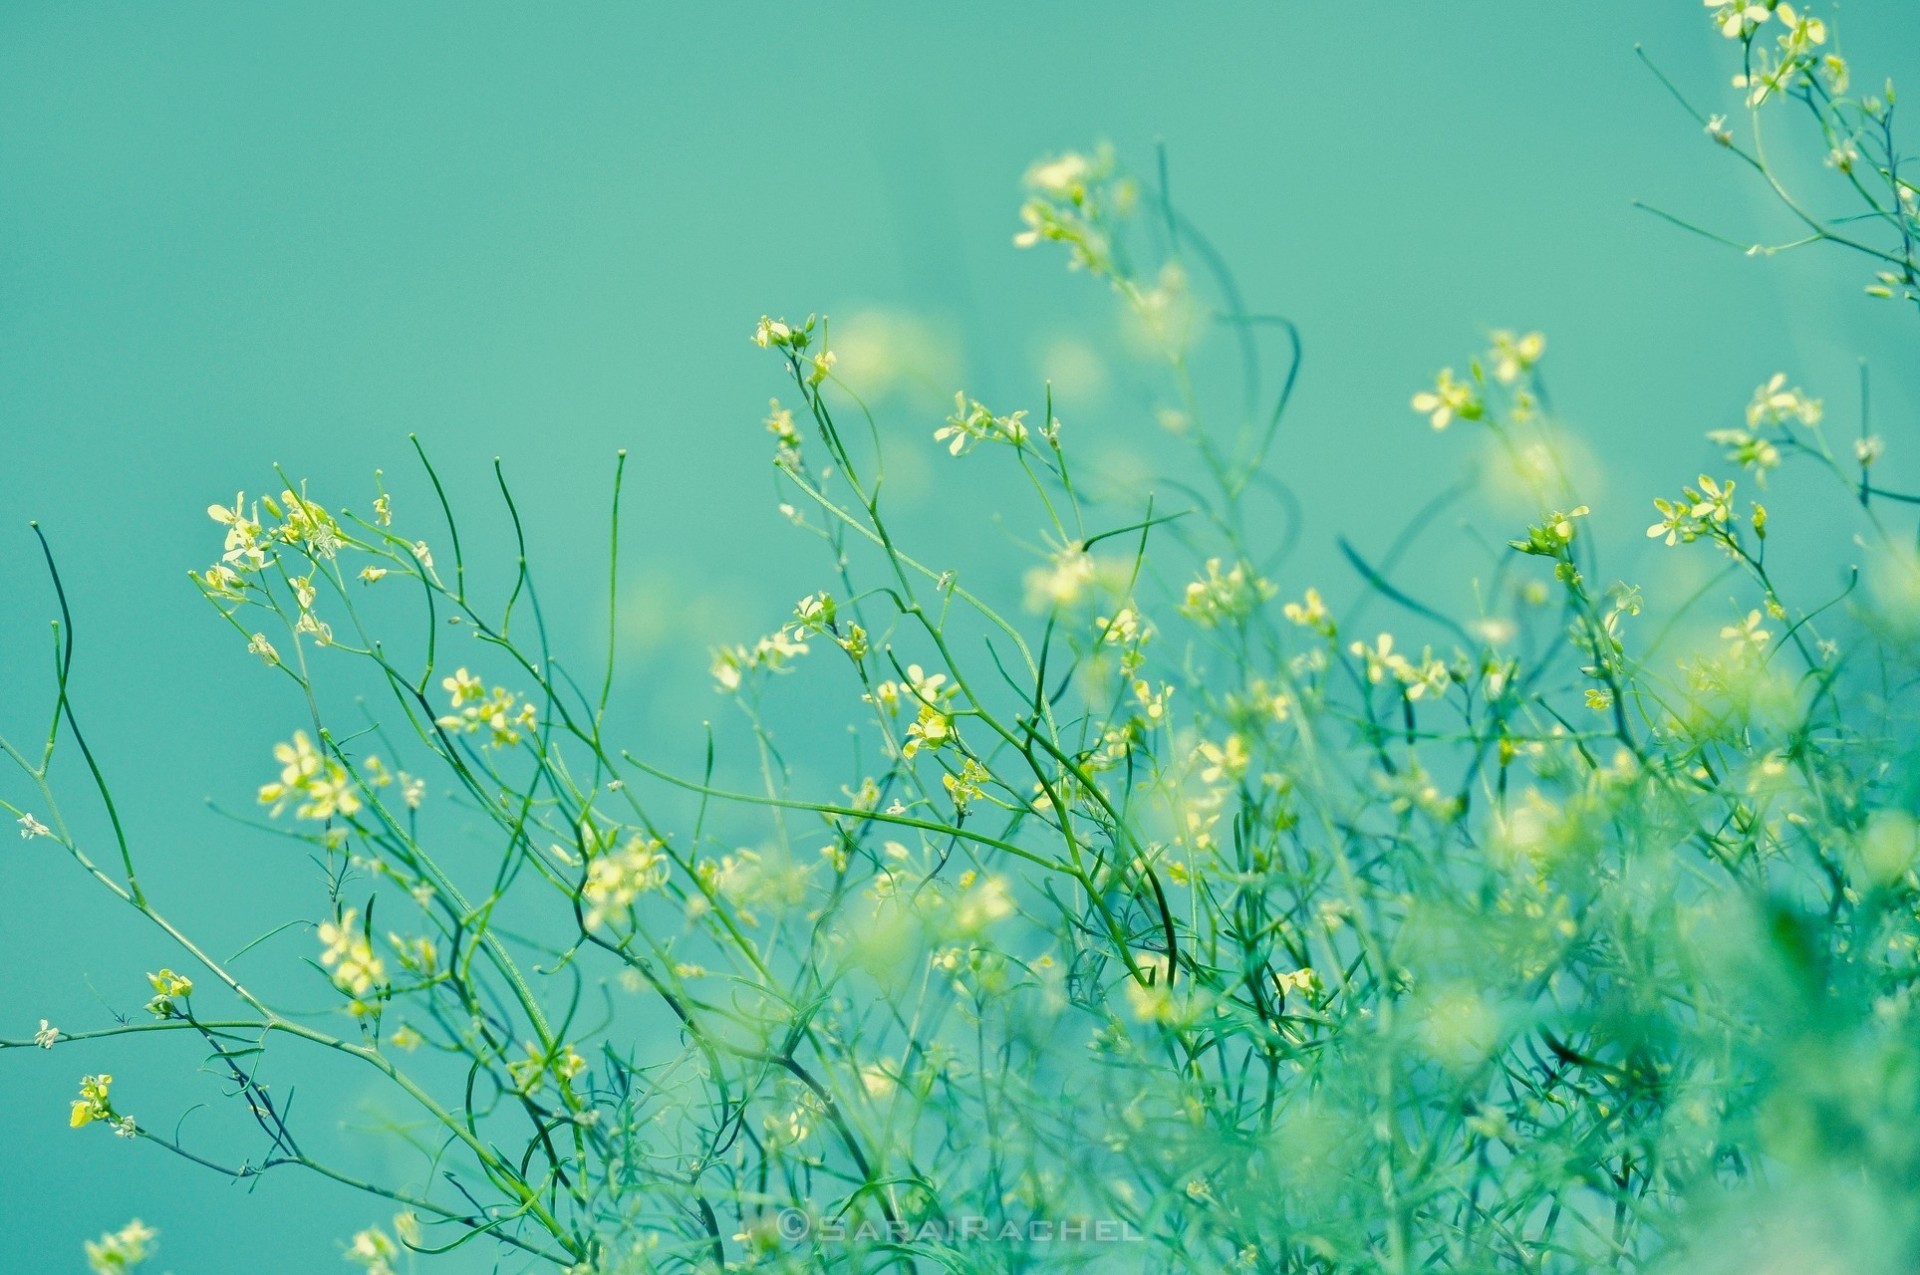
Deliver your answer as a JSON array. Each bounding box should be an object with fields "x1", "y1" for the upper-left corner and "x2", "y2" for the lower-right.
[{"x1": 8, "y1": 5, "x2": 1920, "y2": 1272}]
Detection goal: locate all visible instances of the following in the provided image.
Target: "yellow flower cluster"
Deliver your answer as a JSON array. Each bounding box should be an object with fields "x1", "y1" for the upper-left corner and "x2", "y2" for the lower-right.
[
  {"x1": 1179, "y1": 558, "x2": 1275, "y2": 628},
  {"x1": 1011, "y1": 145, "x2": 1135, "y2": 278},
  {"x1": 943, "y1": 757, "x2": 991, "y2": 811},
  {"x1": 935, "y1": 393, "x2": 1029, "y2": 457},
  {"x1": 1350, "y1": 633, "x2": 1450, "y2": 700},
  {"x1": 582, "y1": 834, "x2": 668, "y2": 930},
  {"x1": 145, "y1": 968, "x2": 193, "y2": 1019},
  {"x1": 319, "y1": 909, "x2": 387, "y2": 999},
  {"x1": 1282, "y1": 587, "x2": 1333, "y2": 635},
  {"x1": 84, "y1": 1219, "x2": 157, "y2": 1275},
  {"x1": 1648, "y1": 476, "x2": 1737, "y2": 547},
  {"x1": 868, "y1": 664, "x2": 950, "y2": 714},
  {"x1": 710, "y1": 628, "x2": 810, "y2": 693},
  {"x1": 902, "y1": 702, "x2": 956, "y2": 759},
  {"x1": 70, "y1": 1073, "x2": 119, "y2": 1129},
  {"x1": 1410, "y1": 331, "x2": 1543, "y2": 429},
  {"x1": 198, "y1": 488, "x2": 348, "y2": 648},
  {"x1": 1411, "y1": 368, "x2": 1482, "y2": 431},
  {"x1": 1721, "y1": 2, "x2": 1831, "y2": 105},
  {"x1": 346, "y1": 1225, "x2": 400, "y2": 1275},
  {"x1": 436, "y1": 668, "x2": 537, "y2": 747},
  {"x1": 258, "y1": 732, "x2": 361, "y2": 821},
  {"x1": 507, "y1": 1041, "x2": 587, "y2": 1095}
]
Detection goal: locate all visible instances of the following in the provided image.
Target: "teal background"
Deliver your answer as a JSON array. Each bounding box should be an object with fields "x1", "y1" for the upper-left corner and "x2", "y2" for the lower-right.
[{"x1": 3, "y1": 3, "x2": 1916, "y2": 1270}]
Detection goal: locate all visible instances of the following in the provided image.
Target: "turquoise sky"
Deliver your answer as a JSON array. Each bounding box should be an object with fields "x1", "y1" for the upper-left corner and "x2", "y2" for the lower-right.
[{"x1": 4, "y1": 3, "x2": 1916, "y2": 1270}]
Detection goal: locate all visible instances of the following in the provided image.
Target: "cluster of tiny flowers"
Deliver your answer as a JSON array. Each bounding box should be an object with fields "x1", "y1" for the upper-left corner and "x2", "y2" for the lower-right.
[
  {"x1": 902, "y1": 702, "x2": 958, "y2": 760},
  {"x1": 435, "y1": 667, "x2": 537, "y2": 747},
  {"x1": 1131, "y1": 677, "x2": 1175, "y2": 729},
  {"x1": 1722, "y1": 608, "x2": 1775, "y2": 652},
  {"x1": 70, "y1": 1072, "x2": 131, "y2": 1135},
  {"x1": 318, "y1": 909, "x2": 387, "y2": 1000},
  {"x1": 1096, "y1": 606, "x2": 1153, "y2": 674},
  {"x1": 765, "y1": 398, "x2": 802, "y2": 466},
  {"x1": 1179, "y1": 558, "x2": 1276, "y2": 627},
  {"x1": 203, "y1": 491, "x2": 269, "y2": 573},
  {"x1": 581, "y1": 832, "x2": 668, "y2": 930},
  {"x1": 1746, "y1": 372, "x2": 1823, "y2": 429},
  {"x1": 749, "y1": 315, "x2": 834, "y2": 385},
  {"x1": 1011, "y1": 145, "x2": 1136, "y2": 277},
  {"x1": 935, "y1": 393, "x2": 1030, "y2": 456},
  {"x1": 199, "y1": 489, "x2": 347, "y2": 636},
  {"x1": 1721, "y1": 2, "x2": 1830, "y2": 105},
  {"x1": 1349, "y1": 633, "x2": 1451, "y2": 700},
  {"x1": 1195, "y1": 734, "x2": 1251, "y2": 785},
  {"x1": 867, "y1": 664, "x2": 951, "y2": 715},
  {"x1": 1488, "y1": 330, "x2": 1546, "y2": 385},
  {"x1": 1411, "y1": 329, "x2": 1544, "y2": 429},
  {"x1": 17, "y1": 812, "x2": 50, "y2": 839},
  {"x1": 145, "y1": 968, "x2": 193, "y2": 1019},
  {"x1": 1706, "y1": 426, "x2": 1782, "y2": 480},
  {"x1": 507, "y1": 1041, "x2": 587, "y2": 1095},
  {"x1": 1411, "y1": 368, "x2": 1482, "y2": 430},
  {"x1": 949, "y1": 873, "x2": 1016, "y2": 935},
  {"x1": 84, "y1": 1219, "x2": 157, "y2": 1275},
  {"x1": 1648, "y1": 476, "x2": 1738, "y2": 546},
  {"x1": 1024, "y1": 539, "x2": 1097, "y2": 609},
  {"x1": 751, "y1": 315, "x2": 837, "y2": 386},
  {"x1": 258, "y1": 731, "x2": 362, "y2": 821},
  {"x1": 870, "y1": 674, "x2": 960, "y2": 759},
  {"x1": 362, "y1": 755, "x2": 426, "y2": 809},
  {"x1": 287, "y1": 574, "x2": 332, "y2": 644},
  {"x1": 1282, "y1": 587, "x2": 1335, "y2": 635},
  {"x1": 1508, "y1": 506, "x2": 1590, "y2": 558},
  {"x1": 750, "y1": 313, "x2": 818, "y2": 353},
  {"x1": 789, "y1": 592, "x2": 866, "y2": 658},
  {"x1": 1705, "y1": 0, "x2": 1772, "y2": 40},
  {"x1": 346, "y1": 1225, "x2": 401, "y2": 1275},
  {"x1": 711, "y1": 626, "x2": 810, "y2": 693},
  {"x1": 943, "y1": 756, "x2": 992, "y2": 811},
  {"x1": 1122, "y1": 954, "x2": 1193, "y2": 1026},
  {"x1": 807, "y1": 348, "x2": 836, "y2": 387},
  {"x1": 387, "y1": 932, "x2": 438, "y2": 978}
]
